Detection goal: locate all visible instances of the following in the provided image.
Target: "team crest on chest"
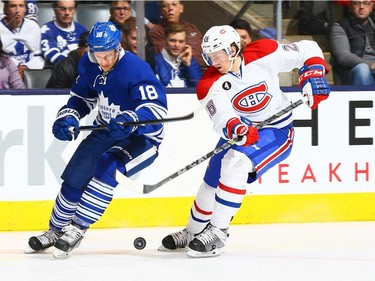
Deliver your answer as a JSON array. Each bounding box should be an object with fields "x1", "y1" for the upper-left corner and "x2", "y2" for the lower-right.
[{"x1": 231, "y1": 82, "x2": 272, "y2": 113}]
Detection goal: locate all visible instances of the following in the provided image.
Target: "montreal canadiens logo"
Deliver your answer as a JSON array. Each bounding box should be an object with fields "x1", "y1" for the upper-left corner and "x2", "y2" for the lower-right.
[{"x1": 231, "y1": 82, "x2": 272, "y2": 113}]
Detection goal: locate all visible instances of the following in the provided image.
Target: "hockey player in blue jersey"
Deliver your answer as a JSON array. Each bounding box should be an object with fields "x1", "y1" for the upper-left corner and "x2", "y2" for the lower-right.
[
  {"x1": 40, "y1": 0, "x2": 87, "y2": 66},
  {"x1": 25, "y1": 21, "x2": 168, "y2": 259}
]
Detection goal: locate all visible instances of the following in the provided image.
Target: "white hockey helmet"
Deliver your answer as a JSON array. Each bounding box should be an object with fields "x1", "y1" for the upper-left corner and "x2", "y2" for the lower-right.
[{"x1": 201, "y1": 25, "x2": 241, "y2": 66}]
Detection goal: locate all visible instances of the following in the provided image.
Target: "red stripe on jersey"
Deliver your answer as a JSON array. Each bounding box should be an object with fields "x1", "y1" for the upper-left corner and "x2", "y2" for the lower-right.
[
  {"x1": 242, "y1": 39, "x2": 279, "y2": 65},
  {"x1": 193, "y1": 200, "x2": 212, "y2": 215},
  {"x1": 304, "y1": 57, "x2": 329, "y2": 73},
  {"x1": 256, "y1": 128, "x2": 294, "y2": 172},
  {"x1": 218, "y1": 182, "x2": 247, "y2": 195},
  {"x1": 196, "y1": 66, "x2": 223, "y2": 101}
]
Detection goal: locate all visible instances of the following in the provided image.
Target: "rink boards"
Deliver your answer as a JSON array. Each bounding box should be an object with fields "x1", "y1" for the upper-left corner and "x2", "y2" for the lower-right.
[{"x1": 0, "y1": 89, "x2": 374, "y2": 230}]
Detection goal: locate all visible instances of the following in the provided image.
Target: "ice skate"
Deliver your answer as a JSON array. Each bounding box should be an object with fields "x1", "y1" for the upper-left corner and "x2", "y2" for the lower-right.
[
  {"x1": 25, "y1": 230, "x2": 62, "y2": 254},
  {"x1": 52, "y1": 224, "x2": 86, "y2": 259},
  {"x1": 158, "y1": 228, "x2": 194, "y2": 251},
  {"x1": 187, "y1": 224, "x2": 228, "y2": 258}
]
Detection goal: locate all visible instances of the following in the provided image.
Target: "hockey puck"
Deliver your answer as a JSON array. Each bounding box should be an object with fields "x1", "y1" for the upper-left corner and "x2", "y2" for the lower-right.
[{"x1": 133, "y1": 237, "x2": 146, "y2": 250}]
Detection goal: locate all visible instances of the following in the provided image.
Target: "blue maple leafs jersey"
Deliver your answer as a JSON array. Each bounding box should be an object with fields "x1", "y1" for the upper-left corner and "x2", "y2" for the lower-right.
[
  {"x1": 66, "y1": 49, "x2": 168, "y2": 146},
  {"x1": 40, "y1": 21, "x2": 87, "y2": 65}
]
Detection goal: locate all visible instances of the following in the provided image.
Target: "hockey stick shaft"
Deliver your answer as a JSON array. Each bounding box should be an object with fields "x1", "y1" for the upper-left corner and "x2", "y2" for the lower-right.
[
  {"x1": 116, "y1": 98, "x2": 306, "y2": 194},
  {"x1": 75, "y1": 112, "x2": 195, "y2": 131},
  {"x1": 76, "y1": 89, "x2": 216, "y2": 132}
]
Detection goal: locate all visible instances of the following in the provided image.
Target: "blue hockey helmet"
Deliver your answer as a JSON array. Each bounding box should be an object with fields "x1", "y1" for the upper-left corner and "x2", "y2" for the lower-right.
[{"x1": 87, "y1": 21, "x2": 121, "y2": 62}]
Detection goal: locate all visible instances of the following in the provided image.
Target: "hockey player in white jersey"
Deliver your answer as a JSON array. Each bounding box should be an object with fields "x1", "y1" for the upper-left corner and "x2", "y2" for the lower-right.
[
  {"x1": 160, "y1": 25, "x2": 330, "y2": 257},
  {"x1": 25, "y1": 21, "x2": 167, "y2": 259}
]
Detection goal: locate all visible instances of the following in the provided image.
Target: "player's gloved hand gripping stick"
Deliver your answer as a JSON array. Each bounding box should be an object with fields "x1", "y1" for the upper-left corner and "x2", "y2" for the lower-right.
[{"x1": 116, "y1": 97, "x2": 307, "y2": 194}]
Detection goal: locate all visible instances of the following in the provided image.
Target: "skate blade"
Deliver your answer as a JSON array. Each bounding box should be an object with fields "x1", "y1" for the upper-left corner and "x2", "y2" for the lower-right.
[
  {"x1": 157, "y1": 245, "x2": 189, "y2": 252},
  {"x1": 187, "y1": 248, "x2": 222, "y2": 258},
  {"x1": 53, "y1": 249, "x2": 71, "y2": 259},
  {"x1": 24, "y1": 245, "x2": 48, "y2": 254}
]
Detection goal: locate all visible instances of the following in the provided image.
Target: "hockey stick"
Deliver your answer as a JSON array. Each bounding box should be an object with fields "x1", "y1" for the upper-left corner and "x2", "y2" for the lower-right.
[
  {"x1": 75, "y1": 88, "x2": 218, "y2": 132},
  {"x1": 75, "y1": 111, "x2": 196, "y2": 131},
  {"x1": 115, "y1": 98, "x2": 306, "y2": 194}
]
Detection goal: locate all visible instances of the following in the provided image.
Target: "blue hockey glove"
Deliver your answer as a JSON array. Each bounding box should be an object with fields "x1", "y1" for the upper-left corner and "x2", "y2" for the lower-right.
[
  {"x1": 107, "y1": 110, "x2": 138, "y2": 140},
  {"x1": 225, "y1": 117, "x2": 259, "y2": 146},
  {"x1": 52, "y1": 107, "x2": 80, "y2": 141},
  {"x1": 299, "y1": 64, "x2": 330, "y2": 110}
]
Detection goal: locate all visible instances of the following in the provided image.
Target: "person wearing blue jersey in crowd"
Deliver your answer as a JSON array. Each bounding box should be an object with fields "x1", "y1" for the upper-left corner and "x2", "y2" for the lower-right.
[
  {"x1": 40, "y1": 0, "x2": 87, "y2": 67},
  {"x1": 25, "y1": 21, "x2": 168, "y2": 259},
  {"x1": 154, "y1": 23, "x2": 202, "y2": 87},
  {"x1": 25, "y1": 0, "x2": 38, "y2": 22}
]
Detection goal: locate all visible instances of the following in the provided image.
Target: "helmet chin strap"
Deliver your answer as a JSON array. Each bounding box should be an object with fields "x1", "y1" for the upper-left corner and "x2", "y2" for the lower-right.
[
  {"x1": 228, "y1": 47, "x2": 241, "y2": 72},
  {"x1": 228, "y1": 56, "x2": 236, "y2": 72}
]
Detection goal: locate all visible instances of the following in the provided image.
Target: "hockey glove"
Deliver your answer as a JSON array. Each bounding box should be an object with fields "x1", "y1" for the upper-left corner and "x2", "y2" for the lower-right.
[
  {"x1": 107, "y1": 110, "x2": 138, "y2": 140},
  {"x1": 225, "y1": 117, "x2": 259, "y2": 146},
  {"x1": 52, "y1": 107, "x2": 80, "y2": 141},
  {"x1": 298, "y1": 64, "x2": 330, "y2": 110}
]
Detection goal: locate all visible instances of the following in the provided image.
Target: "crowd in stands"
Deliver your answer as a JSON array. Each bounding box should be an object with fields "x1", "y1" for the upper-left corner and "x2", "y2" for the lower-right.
[{"x1": 0, "y1": 0, "x2": 374, "y2": 89}]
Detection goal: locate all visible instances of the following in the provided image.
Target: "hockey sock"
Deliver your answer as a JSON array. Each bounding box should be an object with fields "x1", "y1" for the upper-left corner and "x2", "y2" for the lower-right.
[
  {"x1": 210, "y1": 150, "x2": 251, "y2": 229},
  {"x1": 187, "y1": 182, "x2": 216, "y2": 234},
  {"x1": 49, "y1": 182, "x2": 82, "y2": 232},
  {"x1": 210, "y1": 181, "x2": 246, "y2": 229},
  {"x1": 73, "y1": 177, "x2": 114, "y2": 228}
]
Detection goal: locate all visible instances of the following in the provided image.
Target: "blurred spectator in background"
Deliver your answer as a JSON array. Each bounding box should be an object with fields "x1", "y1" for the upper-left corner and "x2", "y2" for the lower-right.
[
  {"x1": 144, "y1": 0, "x2": 161, "y2": 25},
  {"x1": 0, "y1": 0, "x2": 44, "y2": 79},
  {"x1": 121, "y1": 16, "x2": 155, "y2": 71},
  {"x1": 46, "y1": 31, "x2": 88, "y2": 88},
  {"x1": 148, "y1": 0, "x2": 204, "y2": 69},
  {"x1": 229, "y1": 19, "x2": 252, "y2": 45},
  {"x1": 40, "y1": 0, "x2": 87, "y2": 67},
  {"x1": 154, "y1": 23, "x2": 201, "y2": 88},
  {"x1": 0, "y1": 40, "x2": 25, "y2": 89},
  {"x1": 109, "y1": 0, "x2": 154, "y2": 30},
  {"x1": 330, "y1": 0, "x2": 375, "y2": 85},
  {"x1": 1, "y1": 0, "x2": 38, "y2": 21},
  {"x1": 109, "y1": 0, "x2": 132, "y2": 29},
  {"x1": 25, "y1": 0, "x2": 37, "y2": 21}
]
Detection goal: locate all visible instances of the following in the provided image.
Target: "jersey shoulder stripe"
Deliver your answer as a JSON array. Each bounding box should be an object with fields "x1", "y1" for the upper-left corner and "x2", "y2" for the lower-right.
[
  {"x1": 196, "y1": 66, "x2": 223, "y2": 101},
  {"x1": 242, "y1": 39, "x2": 278, "y2": 64}
]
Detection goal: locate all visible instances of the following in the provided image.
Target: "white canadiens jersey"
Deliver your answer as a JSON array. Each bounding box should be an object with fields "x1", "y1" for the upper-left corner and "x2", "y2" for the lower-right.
[
  {"x1": 0, "y1": 18, "x2": 44, "y2": 69},
  {"x1": 197, "y1": 39, "x2": 326, "y2": 138}
]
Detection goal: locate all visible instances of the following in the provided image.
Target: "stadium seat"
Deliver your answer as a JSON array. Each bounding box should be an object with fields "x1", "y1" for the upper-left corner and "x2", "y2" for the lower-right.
[
  {"x1": 75, "y1": 3, "x2": 110, "y2": 30},
  {"x1": 23, "y1": 69, "x2": 53, "y2": 89},
  {"x1": 37, "y1": 2, "x2": 54, "y2": 27}
]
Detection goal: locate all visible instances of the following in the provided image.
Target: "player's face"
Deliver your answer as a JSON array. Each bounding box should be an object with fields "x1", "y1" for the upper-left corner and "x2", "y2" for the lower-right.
[
  {"x1": 110, "y1": 0, "x2": 132, "y2": 25},
  {"x1": 54, "y1": 0, "x2": 76, "y2": 28},
  {"x1": 206, "y1": 50, "x2": 231, "y2": 73},
  {"x1": 4, "y1": 0, "x2": 26, "y2": 23},
  {"x1": 160, "y1": 0, "x2": 183, "y2": 24},
  {"x1": 166, "y1": 31, "x2": 186, "y2": 57},
  {"x1": 94, "y1": 49, "x2": 118, "y2": 71}
]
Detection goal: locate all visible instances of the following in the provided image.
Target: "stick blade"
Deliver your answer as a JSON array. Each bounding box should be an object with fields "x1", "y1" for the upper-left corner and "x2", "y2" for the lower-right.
[{"x1": 115, "y1": 170, "x2": 145, "y2": 194}]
